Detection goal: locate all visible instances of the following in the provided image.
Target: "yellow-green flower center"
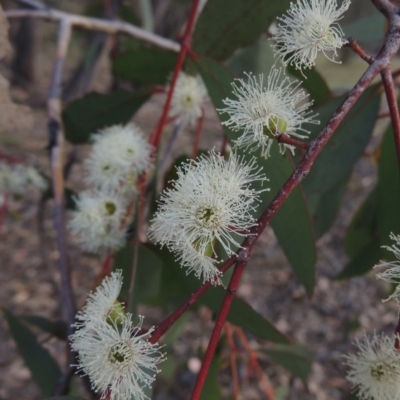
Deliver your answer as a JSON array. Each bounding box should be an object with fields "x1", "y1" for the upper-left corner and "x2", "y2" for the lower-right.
[
  {"x1": 105, "y1": 201, "x2": 117, "y2": 216},
  {"x1": 196, "y1": 206, "x2": 219, "y2": 229},
  {"x1": 370, "y1": 363, "x2": 385, "y2": 381},
  {"x1": 108, "y1": 341, "x2": 133, "y2": 366}
]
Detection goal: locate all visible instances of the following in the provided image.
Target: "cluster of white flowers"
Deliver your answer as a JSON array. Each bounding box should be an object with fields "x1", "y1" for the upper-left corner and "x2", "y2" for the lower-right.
[
  {"x1": 70, "y1": 270, "x2": 165, "y2": 400},
  {"x1": 344, "y1": 333, "x2": 400, "y2": 400},
  {"x1": 272, "y1": 0, "x2": 351, "y2": 71},
  {"x1": 0, "y1": 161, "x2": 47, "y2": 198},
  {"x1": 215, "y1": 0, "x2": 352, "y2": 158},
  {"x1": 68, "y1": 124, "x2": 153, "y2": 254},
  {"x1": 375, "y1": 233, "x2": 400, "y2": 302},
  {"x1": 168, "y1": 72, "x2": 207, "y2": 127},
  {"x1": 149, "y1": 150, "x2": 268, "y2": 283},
  {"x1": 218, "y1": 69, "x2": 319, "y2": 158}
]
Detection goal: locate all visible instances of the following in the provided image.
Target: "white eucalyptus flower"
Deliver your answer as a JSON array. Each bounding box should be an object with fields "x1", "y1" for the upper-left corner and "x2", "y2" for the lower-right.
[
  {"x1": 149, "y1": 150, "x2": 268, "y2": 283},
  {"x1": 375, "y1": 233, "x2": 400, "y2": 302},
  {"x1": 68, "y1": 190, "x2": 126, "y2": 254},
  {"x1": 0, "y1": 162, "x2": 48, "y2": 196},
  {"x1": 85, "y1": 124, "x2": 153, "y2": 193},
  {"x1": 218, "y1": 69, "x2": 318, "y2": 158},
  {"x1": 169, "y1": 72, "x2": 207, "y2": 126},
  {"x1": 70, "y1": 315, "x2": 165, "y2": 400},
  {"x1": 273, "y1": 0, "x2": 351, "y2": 71},
  {"x1": 344, "y1": 333, "x2": 400, "y2": 400},
  {"x1": 74, "y1": 270, "x2": 124, "y2": 332}
]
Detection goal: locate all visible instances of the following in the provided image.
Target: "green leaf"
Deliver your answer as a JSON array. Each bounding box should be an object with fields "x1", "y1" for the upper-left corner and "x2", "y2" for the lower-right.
[
  {"x1": 345, "y1": 188, "x2": 378, "y2": 258},
  {"x1": 376, "y1": 126, "x2": 400, "y2": 249},
  {"x1": 262, "y1": 344, "x2": 313, "y2": 383},
  {"x1": 150, "y1": 245, "x2": 289, "y2": 344},
  {"x1": 114, "y1": 243, "x2": 163, "y2": 306},
  {"x1": 311, "y1": 174, "x2": 350, "y2": 238},
  {"x1": 21, "y1": 315, "x2": 67, "y2": 340},
  {"x1": 195, "y1": 57, "x2": 316, "y2": 295},
  {"x1": 62, "y1": 89, "x2": 150, "y2": 144},
  {"x1": 200, "y1": 356, "x2": 221, "y2": 400},
  {"x1": 113, "y1": 48, "x2": 177, "y2": 85},
  {"x1": 287, "y1": 65, "x2": 331, "y2": 107},
  {"x1": 342, "y1": 14, "x2": 385, "y2": 43},
  {"x1": 335, "y1": 240, "x2": 381, "y2": 280},
  {"x1": 192, "y1": 0, "x2": 291, "y2": 61},
  {"x1": 2, "y1": 308, "x2": 61, "y2": 395},
  {"x1": 304, "y1": 86, "x2": 380, "y2": 194}
]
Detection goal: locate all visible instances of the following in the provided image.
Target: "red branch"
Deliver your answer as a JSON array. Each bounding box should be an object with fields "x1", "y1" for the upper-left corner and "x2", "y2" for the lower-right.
[
  {"x1": 190, "y1": 19, "x2": 400, "y2": 398},
  {"x1": 381, "y1": 68, "x2": 400, "y2": 174},
  {"x1": 277, "y1": 133, "x2": 309, "y2": 150},
  {"x1": 149, "y1": 0, "x2": 201, "y2": 148}
]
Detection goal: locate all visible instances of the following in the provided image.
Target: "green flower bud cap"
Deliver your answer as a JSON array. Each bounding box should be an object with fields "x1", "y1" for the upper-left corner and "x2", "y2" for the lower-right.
[
  {"x1": 265, "y1": 115, "x2": 288, "y2": 136},
  {"x1": 192, "y1": 237, "x2": 215, "y2": 258},
  {"x1": 106, "y1": 300, "x2": 126, "y2": 325}
]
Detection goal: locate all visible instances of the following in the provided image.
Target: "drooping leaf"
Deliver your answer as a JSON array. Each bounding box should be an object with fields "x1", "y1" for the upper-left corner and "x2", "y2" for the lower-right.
[
  {"x1": 113, "y1": 48, "x2": 177, "y2": 85},
  {"x1": 342, "y1": 14, "x2": 385, "y2": 43},
  {"x1": 262, "y1": 344, "x2": 313, "y2": 383},
  {"x1": 195, "y1": 57, "x2": 316, "y2": 295},
  {"x1": 200, "y1": 356, "x2": 221, "y2": 400},
  {"x1": 312, "y1": 174, "x2": 350, "y2": 238},
  {"x1": 62, "y1": 89, "x2": 150, "y2": 144},
  {"x1": 149, "y1": 245, "x2": 289, "y2": 344},
  {"x1": 2, "y1": 308, "x2": 61, "y2": 396},
  {"x1": 21, "y1": 315, "x2": 67, "y2": 340},
  {"x1": 287, "y1": 65, "x2": 331, "y2": 107},
  {"x1": 376, "y1": 126, "x2": 400, "y2": 249},
  {"x1": 192, "y1": 0, "x2": 291, "y2": 61},
  {"x1": 303, "y1": 86, "x2": 380, "y2": 194},
  {"x1": 345, "y1": 188, "x2": 378, "y2": 258},
  {"x1": 335, "y1": 240, "x2": 381, "y2": 280},
  {"x1": 114, "y1": 243, "x2": 163, "y2": 305}
]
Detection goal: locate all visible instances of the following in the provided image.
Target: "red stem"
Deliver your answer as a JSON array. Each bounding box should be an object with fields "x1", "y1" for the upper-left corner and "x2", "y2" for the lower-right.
[
  {"x1": 190, "y1": 28, "x2": 400, "y2": 397},
  {"x1": 0, "y1": 152, "x2": 24, "y2": 164},
  {"x1": 381, "y1": 68, "x2": 400, "y2": 174},
  {"x1": 192, "y1": 109, "x2": 205, "y2": 159},
  {"x1": 190, "y1": 261, "x2": 247, "y2": 400},
  {"x1": 149, "y1": 0, "x2": 201, "y2": 148},
  {"x1": 277, "y1": 133, "x2": 309, "y2": 150}
]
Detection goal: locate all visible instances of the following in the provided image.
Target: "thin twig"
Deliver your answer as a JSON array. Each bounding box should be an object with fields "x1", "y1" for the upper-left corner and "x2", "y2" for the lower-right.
[
  {"x1": 346, "y1": 37, "x2": 374, "y2": 64},
  {"x1": 149, "y1": 0, "x2": 202, "y2": 147},
  {"x1": 277, "y1": 133, "x2": 310, "y2": 150},
  {"x1": 5, "y1": 6, "x2": 180, "y2": 53},
  {"x1": 380, "y1": 68, "x2": 400, "y2": 174},
  {"x1": 225, "y1": 324, "x2": 241, "y2": 400},
  {"x1": 48, "y1": 19, "x2": 76, "y2": 396}
]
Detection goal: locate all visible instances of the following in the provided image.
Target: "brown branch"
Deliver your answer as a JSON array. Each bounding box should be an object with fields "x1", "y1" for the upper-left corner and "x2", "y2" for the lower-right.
[
  {"x1": 381, "y1": 68, "x2": 400, "y2": 174},
  {"x1": 346, "y1": 37, "x2": 375, "y2": 64},
  {"x1": 5, "y1": 6, "x2": 180, "y2": 53},
  {"x1": 47, "y1": 19, "x2": 76, "y2": 396},
  {"x1": 371, "y1": 0, "x2": 398, "y2": 19}
]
